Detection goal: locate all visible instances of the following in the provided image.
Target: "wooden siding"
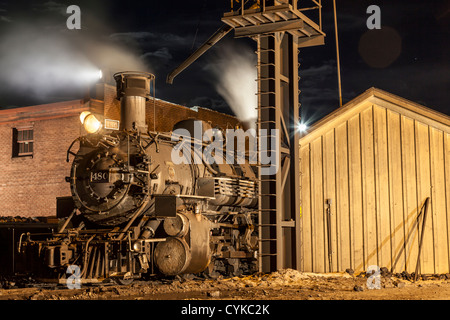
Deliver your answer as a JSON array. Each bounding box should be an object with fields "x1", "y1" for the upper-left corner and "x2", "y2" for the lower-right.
[{"x1": 299, "y1": 99, "x2": 450, "y2": 274}]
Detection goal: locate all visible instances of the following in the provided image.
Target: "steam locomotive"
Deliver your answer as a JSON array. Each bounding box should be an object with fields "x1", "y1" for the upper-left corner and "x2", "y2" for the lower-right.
[{"x1": 19, "y1": 72, "x2": 259, "y2": 284}]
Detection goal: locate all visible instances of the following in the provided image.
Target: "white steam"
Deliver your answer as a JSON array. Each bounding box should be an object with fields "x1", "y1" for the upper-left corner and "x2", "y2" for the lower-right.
[
  {"x1": 208, "y1": 44, "x2": 257, "y2": 128},
  {"x1": 0, "y1": 25, "x2": 146, "y2": 102}
]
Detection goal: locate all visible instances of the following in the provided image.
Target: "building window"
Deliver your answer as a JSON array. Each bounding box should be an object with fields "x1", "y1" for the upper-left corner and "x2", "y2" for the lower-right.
[{"x1": 12, "y1": 128, "x2": 34, "y2": 157}]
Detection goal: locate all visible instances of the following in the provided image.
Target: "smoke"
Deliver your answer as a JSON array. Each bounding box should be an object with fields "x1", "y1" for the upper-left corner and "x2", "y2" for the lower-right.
[
  {"x1": 0, "y1": 24, "x2": 146, "y2": 104},
  {"x1": 207, "y1": 43, "x2": 257, "y2": 129}
]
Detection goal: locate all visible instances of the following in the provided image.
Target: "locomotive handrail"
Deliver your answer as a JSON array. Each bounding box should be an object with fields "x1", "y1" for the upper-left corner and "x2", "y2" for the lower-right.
[
  {"x1": 144, "y1": 132, "x2": 160, "y2": 152},
  {"x1": 17, "y1": 232, "x2": 29, "y2": 253},
  {"x1": 80, "y1": 235, "x2": 96, "y2": 279},
  {"x1": 173, "y1": 194, "x2": 216, "y2": 200},
  {"x1": 57, "y1": 209, "x2": 76, "y2": 233},
  {"x1": 66, "y1": 137, "x2": 81, "y2": 162}
]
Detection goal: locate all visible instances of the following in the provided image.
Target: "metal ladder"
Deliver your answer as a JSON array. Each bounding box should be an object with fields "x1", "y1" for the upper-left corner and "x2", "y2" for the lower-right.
[
  {"x1": 255, "y1": 33, "x2": 280, "y2": 273},
  {"x1": 255, "y1": 33, "x2": 304, "y2": 273}
]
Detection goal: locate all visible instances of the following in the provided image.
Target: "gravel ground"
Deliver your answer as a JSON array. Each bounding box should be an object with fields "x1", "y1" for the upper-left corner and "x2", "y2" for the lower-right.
[{"x1": 1, "y1": 269, "x2": 450, "y2": 300}]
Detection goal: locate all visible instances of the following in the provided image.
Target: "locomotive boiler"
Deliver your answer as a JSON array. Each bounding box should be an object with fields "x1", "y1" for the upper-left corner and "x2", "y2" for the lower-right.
[{"x1": 19, "y1": 72, "x2": 259, "y2": 284}]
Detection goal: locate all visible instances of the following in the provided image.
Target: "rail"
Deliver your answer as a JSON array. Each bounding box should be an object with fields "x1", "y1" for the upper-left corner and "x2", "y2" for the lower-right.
[{"x1": 228, "y1": 0, "x2": 322, "y2": 30}]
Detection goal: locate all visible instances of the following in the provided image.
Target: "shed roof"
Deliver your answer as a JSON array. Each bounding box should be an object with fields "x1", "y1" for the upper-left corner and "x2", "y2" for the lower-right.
[{"x1": 299, "y1": 87, "x2": 450, "y2": 145}]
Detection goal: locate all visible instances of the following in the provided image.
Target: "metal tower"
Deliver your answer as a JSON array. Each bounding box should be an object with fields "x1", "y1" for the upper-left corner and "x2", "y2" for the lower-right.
[
  {"x1": 167, "y1": 0, "x2": 324, "y2": 273},
  {"x1": 222, "y1": 0, "x2": 324, "y2": 272}
]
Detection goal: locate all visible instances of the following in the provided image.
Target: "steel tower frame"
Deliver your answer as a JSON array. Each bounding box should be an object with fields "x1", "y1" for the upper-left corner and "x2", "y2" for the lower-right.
[{"x1": 222, "y1": 0, "x2": 324, "y2": 272}]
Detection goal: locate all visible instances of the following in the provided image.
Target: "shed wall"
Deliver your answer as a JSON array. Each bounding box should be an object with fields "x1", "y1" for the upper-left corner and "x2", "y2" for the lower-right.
[{"x1": 299, "y1": 103, "x2": 450, "y2": 274}]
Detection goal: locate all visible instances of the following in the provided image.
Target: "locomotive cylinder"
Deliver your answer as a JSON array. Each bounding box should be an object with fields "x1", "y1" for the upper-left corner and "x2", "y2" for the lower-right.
[{"x1": 154, "y1": 212, "x2": 211, "y2": 275}]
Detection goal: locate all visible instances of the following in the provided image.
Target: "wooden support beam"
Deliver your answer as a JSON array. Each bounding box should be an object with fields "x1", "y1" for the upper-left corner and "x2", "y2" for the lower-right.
[
  {"x1": 235, "y1": 19, "x2": 304, "y2": 38},
  {"x1": 298, "y1": 35, "x2": 325, "y2": 48}
]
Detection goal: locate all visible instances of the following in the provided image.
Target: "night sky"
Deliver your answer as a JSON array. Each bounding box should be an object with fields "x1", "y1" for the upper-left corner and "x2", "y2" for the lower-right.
[{"x1": 0, "y1": 0, "x2": 448, "y2": 125}]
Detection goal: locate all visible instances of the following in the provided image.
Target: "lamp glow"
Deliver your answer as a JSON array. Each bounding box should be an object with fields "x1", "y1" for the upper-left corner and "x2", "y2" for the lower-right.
[
  {"x1": 297, "y1": 123, "x2": 308, "y2": 132},
  {"x1": 84, "y1": 114, "x2": 102, "y2": 134},
  {"x1": 79, "y1": 111, "x2": 91, "y2": 124}
]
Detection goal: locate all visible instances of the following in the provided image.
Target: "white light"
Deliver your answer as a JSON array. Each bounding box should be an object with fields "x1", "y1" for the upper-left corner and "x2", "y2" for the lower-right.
[
  {"x1": 79, "y1": 111, "x2": 91, "y2": 124},
  {"x1": 298, "y1": 123, "x2": 308, "y2": 132},
  {"x1": 133, "y1": 241, "x2": 142, "y2": 252},
  {"x1": 84, "y1": 114, "x2": 102, "y2": 134},
  {"x1": 75, "y1": 69, "x2": 103, "y2": 84}
]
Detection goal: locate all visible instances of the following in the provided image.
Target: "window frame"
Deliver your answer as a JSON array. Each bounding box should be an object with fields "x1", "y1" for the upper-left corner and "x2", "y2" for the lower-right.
[{"x1": 12, "y1": 127, "x2": 34, "y2": 158}]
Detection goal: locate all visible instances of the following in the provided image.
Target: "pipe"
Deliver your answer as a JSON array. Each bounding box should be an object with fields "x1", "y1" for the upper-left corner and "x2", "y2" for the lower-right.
[
  {"x1": 390, "y1": 197, "x2": 429, "y2": 274},
  {"x1": 414, "y1": 197, "x2": 430, "y2": 282},
  {"x1": 325, "y1": 199, "x2": 333, "y2": 272},
  {"x1": 332, "y1": 0, "x2": 343, "y2": 107},
  {"x1": 140, "y1": 219, "x2": 161, "y2": 239},
  {"x1": 116, "y1": 196, "x2": 151, "y2": 241},
  {"x1": 166, "y1": 25, "x2": 233, "y2": 84},
  {"x1": 57, "y1": 209, "x2": 76, "y2": 233}
]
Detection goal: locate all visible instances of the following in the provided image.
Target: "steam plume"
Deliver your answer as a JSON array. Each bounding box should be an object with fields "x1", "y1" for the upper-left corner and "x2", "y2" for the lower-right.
[
  {"x1": 207, "y1": 43, "x2": 257, "y2": 129},
  {"x1": 0, "y1": 24, "x2": 146, "y2": 104}
]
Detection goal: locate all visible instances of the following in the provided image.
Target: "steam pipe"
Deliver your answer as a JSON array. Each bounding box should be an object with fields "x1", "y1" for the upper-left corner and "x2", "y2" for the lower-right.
[
  {"x1": 166, "y1": 25, "x2": 233, "y2": 84},
  {"x1": 140, "y1": 219, "x2": 161, "y2": 239}
]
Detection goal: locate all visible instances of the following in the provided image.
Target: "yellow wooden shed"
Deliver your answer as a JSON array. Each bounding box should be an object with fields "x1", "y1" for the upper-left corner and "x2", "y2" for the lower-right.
[{"x1": 299, "y1": 87, "x2": 450, "y2": 274}]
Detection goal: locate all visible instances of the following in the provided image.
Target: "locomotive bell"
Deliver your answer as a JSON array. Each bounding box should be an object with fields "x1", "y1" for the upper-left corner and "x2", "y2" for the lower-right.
[{"x1": 113, "y1": 71, "x2": 155, "y2": 133}]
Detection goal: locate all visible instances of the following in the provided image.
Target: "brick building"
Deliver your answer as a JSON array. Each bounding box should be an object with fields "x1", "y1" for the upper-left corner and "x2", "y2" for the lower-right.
[{"x1": 0, "y1": 83, "x2": 240, "y2": 217}]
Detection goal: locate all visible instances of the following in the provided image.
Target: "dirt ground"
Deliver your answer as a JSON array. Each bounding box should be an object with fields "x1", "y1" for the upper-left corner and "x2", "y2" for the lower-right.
[{"x1": 1, "y1": 269, "x2": 450, "y2": 301}]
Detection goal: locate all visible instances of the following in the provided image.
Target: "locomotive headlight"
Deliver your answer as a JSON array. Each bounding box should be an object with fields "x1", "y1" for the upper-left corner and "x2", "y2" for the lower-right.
[
  {"x1": 79, "y1": 111, "x2": 91, "y2": 124},
  {"x1": 84, "y1": 114, "x2": 103, "y2": 134}
]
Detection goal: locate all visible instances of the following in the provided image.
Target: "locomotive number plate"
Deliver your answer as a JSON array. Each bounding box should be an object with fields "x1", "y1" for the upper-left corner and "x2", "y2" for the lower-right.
[{"x1": 90, "y1": 171, "x2": 109, "y2": 183}]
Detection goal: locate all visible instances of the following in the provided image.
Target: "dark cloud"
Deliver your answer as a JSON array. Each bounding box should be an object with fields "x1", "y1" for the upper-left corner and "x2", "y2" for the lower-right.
[
  {"x1": 142, "y1": 47, "x2": 173, "y2": 61},
  {"x1": 187, "y1": 96, "x2": 230, "y2": 114},
  {"x1": 0, "y1": 0, "x2": 447, "y2": 121},
  {"x1": 0, "y1": 4, "x2": 10, "y2": 23},
  {"x1": 0, "y1": 15, "x2": 10, "y2": 23},
  {"x1": 298, "y1": 0, "x2": 449, "y2": 121},
  {"x1": 32, "y1": 1, "x2": 67, "y2": 15}
]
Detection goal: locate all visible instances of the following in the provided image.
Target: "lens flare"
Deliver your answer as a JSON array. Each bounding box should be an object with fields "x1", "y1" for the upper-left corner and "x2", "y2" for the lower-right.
[{"x1": 297, "y1": 123, "x2": 308, "y2": 132}]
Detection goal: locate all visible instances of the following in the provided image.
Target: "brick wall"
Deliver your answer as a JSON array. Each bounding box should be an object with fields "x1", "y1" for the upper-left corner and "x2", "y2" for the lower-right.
[
  {"x1": 0, "y1": 85, "x2": 239, "y2": 217},
  {"x1": 0, "y1": 116, "x2": 81, "y2": 217},
  {"x1": 98, "y1": 84, "x2": 240, "y2": 131}
]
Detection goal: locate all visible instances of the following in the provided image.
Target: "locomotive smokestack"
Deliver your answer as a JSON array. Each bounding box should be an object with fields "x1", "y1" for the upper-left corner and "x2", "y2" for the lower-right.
[{"x1": 113, "y1": 71, "x2": 155, "y2": 133}]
